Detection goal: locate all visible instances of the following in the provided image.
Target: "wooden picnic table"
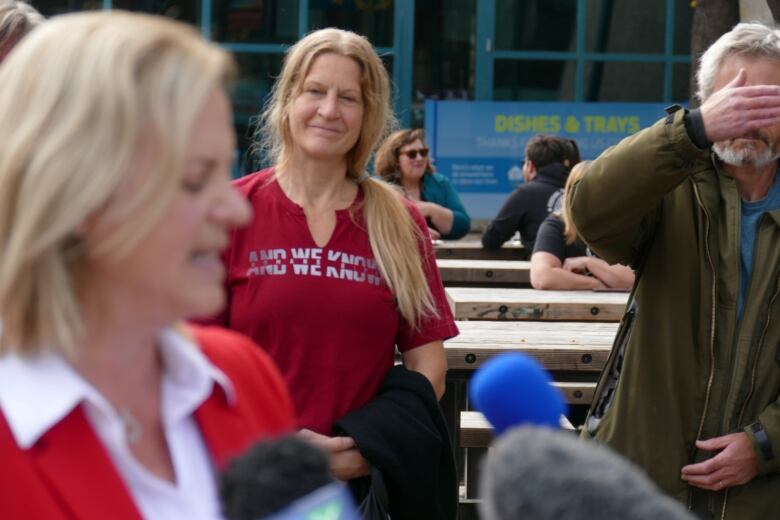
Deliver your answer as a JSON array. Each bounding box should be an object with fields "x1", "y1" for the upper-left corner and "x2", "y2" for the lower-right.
[
  {"x1": 441, "y1": 319, "x2": 620, "y2": 502},
  {"x1": 446, "y1": 287, "x2": 629, "y2": 321},
  {"x1": 434, "y1": 239, "x2": 527, "y2": 261},
  {"x1": 436, "y1": 259, "x2": 530, "y2": 286},
  {"x1": 444, "y1": 320, "x2": 618, "y2": 371},
  {"x1": 460, "y1": 411, "x2": 575, "y2": 448}
]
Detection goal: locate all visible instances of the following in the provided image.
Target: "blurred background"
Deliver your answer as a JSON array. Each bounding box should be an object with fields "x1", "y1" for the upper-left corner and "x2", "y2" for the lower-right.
[{"x1": 32, "y1": 0, "x2": 696, "y2": 172}]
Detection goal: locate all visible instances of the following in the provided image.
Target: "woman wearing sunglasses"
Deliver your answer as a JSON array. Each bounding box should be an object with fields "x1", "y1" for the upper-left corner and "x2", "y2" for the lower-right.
[{"x1": 375, "y1": 129, "x2": 471, "y2": 239}]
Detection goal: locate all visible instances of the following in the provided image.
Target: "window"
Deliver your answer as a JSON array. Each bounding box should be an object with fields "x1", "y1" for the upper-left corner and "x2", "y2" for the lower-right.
[{"x1": 477, "y1": 0, "x2": 692, "y2": 103}]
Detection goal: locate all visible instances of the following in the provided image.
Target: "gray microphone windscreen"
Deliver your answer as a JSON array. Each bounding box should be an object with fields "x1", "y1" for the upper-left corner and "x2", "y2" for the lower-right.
[{"x1": 479, "y1": 426, "x2": 693, "y2": 520}]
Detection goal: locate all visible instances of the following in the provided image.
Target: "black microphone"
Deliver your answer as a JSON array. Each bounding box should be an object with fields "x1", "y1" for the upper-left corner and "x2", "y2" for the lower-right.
[
  {"x1": 479, "y1": 426, "x2": 694, "y2": 520},
  {"x1": 219, "y1": 436, "x2": 360, "y2": 520}
]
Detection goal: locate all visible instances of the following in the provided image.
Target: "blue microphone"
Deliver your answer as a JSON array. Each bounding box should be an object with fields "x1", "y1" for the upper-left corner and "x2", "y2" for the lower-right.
[{"x1": 469, "y1": 353, "x2": 566, "y2": 434}]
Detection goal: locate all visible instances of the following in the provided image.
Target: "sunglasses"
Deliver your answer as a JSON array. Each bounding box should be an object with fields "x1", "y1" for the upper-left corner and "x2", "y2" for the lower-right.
[{"x1": 400, "y1": 148, "x2": 429, "y2": 159}]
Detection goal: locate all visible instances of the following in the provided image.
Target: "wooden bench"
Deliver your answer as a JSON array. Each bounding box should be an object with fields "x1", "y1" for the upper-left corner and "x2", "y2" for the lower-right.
[
  {"x1": 442, "y1": 320, "x2": 615, "y2": 448},
  {"x1": 446, "y1": 287, "x2": 628, "y2": 321},
  {"x1": 434, "y1": 239, "x2": 527, "y2": 261},
  {"x1": 443, "y1": 298, "x2": 623, "y2": 508},
  {"x1": 437, "y1": 259, "x2": 531, "y2": 286},
  {"x1": 442, "y1": 319, "x2": 619, "y2": 504},
  {"x1": 460, "y1": 410, "x2": 575, "y2": 448},
  {"x1": 445, "y1": 320, "x2": 617, "y2": 373}
]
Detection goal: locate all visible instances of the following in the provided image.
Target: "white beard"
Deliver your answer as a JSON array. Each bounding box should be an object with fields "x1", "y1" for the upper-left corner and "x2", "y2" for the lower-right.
[{"x1": 713, "y1": 139, "x2": 780, "y2": 168}]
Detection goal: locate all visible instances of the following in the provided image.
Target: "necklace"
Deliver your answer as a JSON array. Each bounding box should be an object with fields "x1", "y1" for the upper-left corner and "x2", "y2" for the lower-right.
[{"x1": 118, "y1": 406, "x2": 143, "y2": 444}]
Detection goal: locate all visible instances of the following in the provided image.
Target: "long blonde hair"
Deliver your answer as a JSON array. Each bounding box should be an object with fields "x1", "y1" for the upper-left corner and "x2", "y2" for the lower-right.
[
  {"x1": 0, "y1": 11, "x2": 236, "y2": 356},
  {"x1": 255, "y1": 28, "x2": 436, "y2": 326},
  {"x1": 562, "y1": 160, "x2": 591, "y2": 245}
]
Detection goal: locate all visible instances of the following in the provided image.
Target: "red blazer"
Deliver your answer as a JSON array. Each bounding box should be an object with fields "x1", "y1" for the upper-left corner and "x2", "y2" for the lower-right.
[{"x1": 0, "y1": 325, "x2": 296, "y2": 520}]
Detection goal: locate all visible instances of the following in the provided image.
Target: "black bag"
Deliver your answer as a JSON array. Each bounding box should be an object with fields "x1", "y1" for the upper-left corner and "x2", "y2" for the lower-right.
[
  {"x1": 585, "y1": 207, "x2": 660, "y2": 435},
  {"x1": 357, "y1": 466, "x2": 391, "y2": 520}
]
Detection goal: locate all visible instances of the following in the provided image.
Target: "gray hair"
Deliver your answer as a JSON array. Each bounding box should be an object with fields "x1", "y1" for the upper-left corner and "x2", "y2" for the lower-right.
[
  {"x1": 0, "y1": 1, "x2": 42, "y2": 49},
  {"x1": 697, "y1": 22, "x2": 780, "y2": 102}
]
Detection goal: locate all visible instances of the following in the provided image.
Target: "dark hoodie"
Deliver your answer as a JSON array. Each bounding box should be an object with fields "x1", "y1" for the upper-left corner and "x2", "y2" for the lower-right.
[{"x1": 481, "y1": 162, "x2": 569, "y2": 252}]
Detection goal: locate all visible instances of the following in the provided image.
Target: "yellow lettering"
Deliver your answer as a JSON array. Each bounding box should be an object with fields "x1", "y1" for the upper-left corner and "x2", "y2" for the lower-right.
[
  {"x1": 606, "y1": 116, "x2": 618, "y2": 133},
  {"x1": 549, "y1": 115, "x2": 561, "y2": 133},
  {"x1": 514, "y1": 114, "x2": 526, "y2": 132},
  {"x1": 583, "y1": 116, "x2": 595, "y2": 132},
  {"x1": 628, "y1": 116, "x2": 640, "y2": 133},
  {"x1": 495, "y1": 115, "x2": 508, "y2": 133},
  {"x1": 564, "y1": 116, "x2": 580, "y2": 133},
  {"x1": 593, "y1": 116, "x2": 607, "y2": 132}
]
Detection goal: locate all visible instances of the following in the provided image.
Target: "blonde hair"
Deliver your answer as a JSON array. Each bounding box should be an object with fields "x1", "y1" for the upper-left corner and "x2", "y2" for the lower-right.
[
  {"x1": 255, "y1": 28, "x2": 435, "y2": 326},
  {"x1": 374, "y1": 128, "x2": 434, "y2": 184},
  {"x1": 0, "y1": 1, "x2": 42, "y2": 52},
  {"x1": 561, "y1": 160, "x2": 591, "y2": 245},
  {"x1": 0, "y1": 11, "x2": 236, "y2": 356}
]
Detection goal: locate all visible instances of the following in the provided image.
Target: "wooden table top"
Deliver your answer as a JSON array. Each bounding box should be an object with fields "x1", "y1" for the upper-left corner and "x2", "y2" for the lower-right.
[
  {"x1": 436, "y1": 259, "x2": 531, "y2": 285},
  {"x1": 459, "y1": 411, "x2": 576, "y2": 448},
  {"x1": 445, "y1": 320, "x2": 618, "y2": 371},
  {"x1": 446, "y1": 287, "x2": 629, "y2": 321},
  {"x1": 434, "y1": 239, "x2": 527, "y2": 261}
]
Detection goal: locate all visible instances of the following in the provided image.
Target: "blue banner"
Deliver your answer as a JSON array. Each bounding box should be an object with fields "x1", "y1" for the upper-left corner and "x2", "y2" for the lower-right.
[{"x1": 424, "y1": 100, "x2": 671, "y2": 218}]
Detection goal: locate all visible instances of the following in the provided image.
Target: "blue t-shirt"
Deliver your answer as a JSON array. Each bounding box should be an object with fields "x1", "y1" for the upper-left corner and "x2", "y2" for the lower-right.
[{"x1": 738, "y1": 172, "x2": 780, "y2": 318}]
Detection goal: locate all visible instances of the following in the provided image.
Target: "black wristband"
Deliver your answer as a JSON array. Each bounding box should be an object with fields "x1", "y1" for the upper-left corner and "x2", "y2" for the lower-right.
[
  {"x1": 683, "y1": 108, "x2": 711, "y2": 150},
  {"x1": 747, "y1": 421, "x2": 774, "y2": 462}
]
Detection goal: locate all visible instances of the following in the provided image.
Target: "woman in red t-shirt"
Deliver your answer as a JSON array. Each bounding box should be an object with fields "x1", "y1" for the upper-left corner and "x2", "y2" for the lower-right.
[{"x1": 211, "y1": 28, "x2": 459, "y2": 481}]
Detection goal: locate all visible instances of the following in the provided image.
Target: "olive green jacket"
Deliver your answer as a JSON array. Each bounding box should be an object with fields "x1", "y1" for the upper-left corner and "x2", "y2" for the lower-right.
[{"x1": 573, "y1": 108, "x2": 780, "y2": 519}]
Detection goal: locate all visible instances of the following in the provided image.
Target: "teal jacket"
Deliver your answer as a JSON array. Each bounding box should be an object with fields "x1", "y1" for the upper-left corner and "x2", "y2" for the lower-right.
[{"x1": 421, "y1": 173, "x2": 471, "y2": 239}]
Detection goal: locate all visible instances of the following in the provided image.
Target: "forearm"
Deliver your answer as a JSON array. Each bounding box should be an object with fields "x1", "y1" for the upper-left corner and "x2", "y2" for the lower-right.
[
  {"x1": 585, "y1": 258, "x2": 635, "y2": 289},
  {"x1": 425, "y1": 203, "x2": 454, "y2": 235},
  {"x1": 444, "y1": 209, "x2": 471, "y2": 239},
  {"x1": 482, "y1": 219, "x2": 515, "y2": 249},
  {"x1": 402, "y1": 341, "x2": 446, "y2": 399},
  {"x1": 571, "y1": 109, "x2": 705, "y2": 264},
  {"x1": 530, "y1": 265, "x2": 603, "y2": 290},
  {"x1": 441, "y1": 184, "x2": 471, "y2": 239}
]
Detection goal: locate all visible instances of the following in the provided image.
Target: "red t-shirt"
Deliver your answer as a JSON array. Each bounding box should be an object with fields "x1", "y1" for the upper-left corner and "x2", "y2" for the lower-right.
[{"x1": 209, "y1": 168, "x2": 458, "y2": 434}]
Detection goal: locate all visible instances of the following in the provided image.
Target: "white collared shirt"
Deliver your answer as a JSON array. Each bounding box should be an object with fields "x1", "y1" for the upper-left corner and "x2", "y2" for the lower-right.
[{"x1": 0, "y1": 327, "x2": 236, "y2": 520}]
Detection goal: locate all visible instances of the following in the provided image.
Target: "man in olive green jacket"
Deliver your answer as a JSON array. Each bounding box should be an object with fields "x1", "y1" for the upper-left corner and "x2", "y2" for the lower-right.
[{"x1": 573, "y1": 23, "x2": 780, "y2": 519}]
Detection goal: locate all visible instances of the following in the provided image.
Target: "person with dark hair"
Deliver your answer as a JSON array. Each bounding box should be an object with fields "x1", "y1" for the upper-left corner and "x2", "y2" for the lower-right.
[
  {"x1": 562, "y1": 137, "x2": 581, "y2": 167},
  {"x1": 482, "y1": 135, "x2": 579, "y2": 252},
  {"x1": 375, "y1": 128, "x2": 471, "y2": 239}
]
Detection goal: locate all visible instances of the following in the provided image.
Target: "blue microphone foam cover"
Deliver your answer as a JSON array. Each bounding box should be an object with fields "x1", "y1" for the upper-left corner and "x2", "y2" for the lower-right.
[{"x1": 469, "y1": 353, "x2": 566, "y2": 434}]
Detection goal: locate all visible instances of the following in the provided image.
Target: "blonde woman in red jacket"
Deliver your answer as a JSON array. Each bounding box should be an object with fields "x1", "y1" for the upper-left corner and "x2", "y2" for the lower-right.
[{"x1": 0, "y1": 12, "x2": 294, "y2": 519}]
